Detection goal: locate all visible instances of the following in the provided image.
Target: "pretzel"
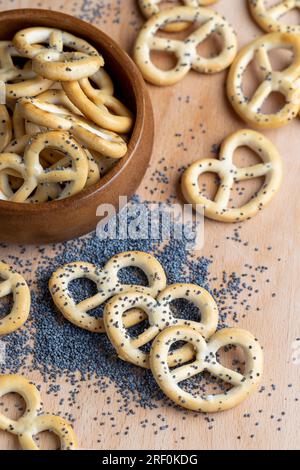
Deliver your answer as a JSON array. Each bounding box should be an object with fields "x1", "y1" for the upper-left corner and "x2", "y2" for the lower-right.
[
  {"x1": 249, "y1": 0, "x2": 300, "y2": 33},
  {"x1": 17, "y1": 97, "x2": 128, "y2": 158},
  {"x1": 133, "y1": 6, "x2": 237, "y2": 86},
  {"x1": 0, "y1": 131, "x2": 88, "y2": 202},
  {"x1": 0, "y1": 374, "x2": 77, "y2": 450},
  {"x1": 0, "y1": 41, "x2": 53, "y2": 99},
  {"x1": 13, "y1": 27, "x2": 100, "y2": 59},
  {"x1": 138, "y1": 1, "x2": 218, "y2": 32},
  {"x1": 181, "y1": 129, "x2": 283, "y2": 222},
  {"x1": 227, "y1": 33, "x2": 300, "y2": 128},
  {"x1": 62, "y1": 80, "x2": 134, "y2": 133},
  {"x1": 49, "y1": 251, "x2": 167, "y2": 333},
  {"x1": 150, "y1": 325, "x2": 263, "y2": 412},
  {"x1": 13, "y1": 27, "x2": 103, "y2": 81},
  {"x1": 0, "y1": 105, "x2": 12, "y2": 152},
  {"x1": 81, "y1": 69, "x2": 115, "y2": 96},
  {"x1": 0, "y1": 262, "x2": 30, "y2": 335},
  {"x1": 104, "y1": 283, "x2": 219, "y2": 368}
]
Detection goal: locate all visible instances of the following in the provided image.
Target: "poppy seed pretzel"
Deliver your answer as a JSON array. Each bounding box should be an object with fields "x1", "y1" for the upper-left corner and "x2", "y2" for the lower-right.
[
  {"x1": 0, "y1": 262, "x2": 30, "y2": 335},
  {"x1": 62, "y1": 80, "x2": 134, "y2": 133},
  {"x1": 181, "y1": 129, "x2": 283, "y2": 223},
  {"x1": 138, "y1": 0, "x2": 218, "y2": 32},
  {"x1": 0, "y1": 105, "x2": 12, "y2": 152},
  {"x1": 0, "y1": 131, "x2": 89, "y2": 202},
  {"x1": 49, "y1": 251, "x2": 167, "y2": 333},
  {"x1": 17, "y1": 97, "x2": 128, "y2": 158},
  {"x1": 133, "y1": 6, "x2": 237, "y2": 86},
  {"x1": 227, "y1": 33, "x2": 300, "y2": 128},
  {"x1": 0, "y1": 41, "x2": 53, "y2": 99},
  {"x1": 249, "y1": 0, "x2": 300, "y2": 34},
  {"x1": 104, "y1": 283, "x2": 219, "y2": 368},
  {"x1": 0, "y1": 374, "x2": 77, "y2": 450},
  {"x1": 150, "y1": 325, "x2": 263, "y2": 412},
  {"x1": 13, "y1": 27, "x2": 103, "y2": 82}
]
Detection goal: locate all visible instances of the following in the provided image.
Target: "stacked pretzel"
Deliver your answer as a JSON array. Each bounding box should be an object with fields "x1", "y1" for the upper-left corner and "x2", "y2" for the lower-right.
[
  {"x1": 49, "y1": 250, "x2": 264, "y2": 413},
  {"x1": 0, "y1": 27, "x2": 134, "y2": 203}
]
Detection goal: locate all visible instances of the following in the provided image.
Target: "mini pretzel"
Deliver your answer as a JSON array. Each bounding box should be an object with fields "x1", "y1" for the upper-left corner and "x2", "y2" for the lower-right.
[
  {"x1": 0, "y1": 131, "x2": 88, "y2": 202},
  {"x1": 249, "y1": 0, "x2": 300, "y2": 33},
  {"x1": 49, "y1": 251, "x2": 167, "y2": 333},
  {"x1": 0, "y1": 105, "x2": 12, "y2": 152},
  {"x1": 0, "y1": 374, "x2": 77, "y2": 450},
  {"x1": 13, "y1": 27, "x2": 103, "y2": 81},
  {"x1": 13, "y1": 27, "x2": 100, "y2": 59},
  {"x1": 138, "y1": 1, "x2": 218, "y2": 32},
  {"x1": 150, "y1": 325, "x2": 263, "y2": 412},
  {"x1": 104, "y1": 283, "x2": 219, "y2": 368},
  {"x1": 0, "y1": 262, "x2": 30, "y2": 335},
  {"x1": 227, "y1": 33, "x2": 300, "y2": 128},
  {"x1": 0, "y1": 41, "x2": 53, "y2": 99},
  {"x1": 133, "y1": 6, "x2": 237, "y2": 86},
  {"x1": 18, "y1": 97, "x2": 128, "y2": 158},
  {"x1": 62, "y1": 80, "x2": 134, "y2": 133},
  {"x1": 181, "y1": 129, "x2": 283, "y2": 222}
]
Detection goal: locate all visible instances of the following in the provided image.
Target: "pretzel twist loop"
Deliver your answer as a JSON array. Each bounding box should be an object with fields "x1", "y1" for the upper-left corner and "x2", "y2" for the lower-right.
[
  {"x1": 13, "y1": 27, "x2": 104, "y2": 81},
  {"x1": 227, "y1": 33, "x2": 300, "y2": 128},
  {"x1": 133, "y1": 6, "x2": 237, "y2": 86},
  {"x1": 104, "y1": 284, "x2": 219, "y2": 368},
  {"x1": 181, "y1": 129, "x2": 283, "y2": 222},
  {"x1": 0, "y1": 262, "x2": 30, "y2": 335},
  {"x1": 150, "y1": 325, "x2": 263, "y2": 412},
  {"x1": 49, "y1": 251, "x2": 168, "y2": 333},
  {"x1": 0, "y1": 374, "x2": 77, "y2": 450},
  {"x1": 249, "y1": 0, "x2": 300, "y2": 33}
]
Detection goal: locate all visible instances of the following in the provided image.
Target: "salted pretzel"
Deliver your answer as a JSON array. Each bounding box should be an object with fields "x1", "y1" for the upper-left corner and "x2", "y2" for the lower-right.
[
  {"x1": 0, "y1": 374, "x2": 77, "y2": 450},
  {"x1": 150, "y1": 325, "x2": 263, "y2": 412},
  {"x1": 181, "y1": 129, "x2": 283, "y2": 223},
  {"x1": 133, "y1": 6, "x2": 237, "y2": 86},
  {"x1": 0, "y1": 262, "x2": 30, "y2": 335},
  {"x1": 138, "y1": 1, "x2": 218, "y2": 32},
  {"x1": 0, "y1": 41, "x2": 53, "y2": 99},
  {"x1": 13, "y1": 27, "x2": 103, "y2": 81},
  {"x1": 104, "y1": 283, "x2": 219, "y2": 368},
  {"x1": 227, "y1": 33, "x2": 300, "y2": 128},
  {"x1": 249, "y1": 0, "x2": 300, "y2": 33},
  {"x1": 62, "y1": 80, "x2": 134, "y2": 133},
  {"x1": 0, "y1": 131, "x2": 88, "y2": 202},
  {"x1": 0, "y1": 104, "x2": 12, "y2": 152},
  {"x1": 17, "y1": 97, "x2": 128, "y2": 158},
  {"x1": 49, "y1": 251, "x2": 167, "y2": 333}
]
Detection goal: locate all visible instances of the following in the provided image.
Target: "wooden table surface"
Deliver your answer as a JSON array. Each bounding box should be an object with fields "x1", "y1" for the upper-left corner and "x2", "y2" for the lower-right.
[{"x1": 0, "y1": 0, "x2": 300, "y2": 451}]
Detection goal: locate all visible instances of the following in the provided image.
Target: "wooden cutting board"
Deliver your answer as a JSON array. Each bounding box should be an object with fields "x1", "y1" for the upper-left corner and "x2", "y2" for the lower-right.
[{"x1": 0, "y1": 0, "x2": 299, "y2": 450}]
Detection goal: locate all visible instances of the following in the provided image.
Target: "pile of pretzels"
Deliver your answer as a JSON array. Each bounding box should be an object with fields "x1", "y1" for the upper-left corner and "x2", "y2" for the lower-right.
[{"x1": 0, "y1": 27, "x2": 134, "y2": 203}]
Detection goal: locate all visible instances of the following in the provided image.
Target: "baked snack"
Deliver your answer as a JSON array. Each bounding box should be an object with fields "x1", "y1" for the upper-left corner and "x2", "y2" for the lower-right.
[
  {"x1": 134, "y1": 6, "x2": 237, "y2": 86},
  {"x1": 150, "y1": 325, "x2": 263, "y2": 412},
  {"x1": 249, "y1": 0, "x2": 300, "y2": 33},
  {"x1": 181, "y1": 129, "x2": 283, "y2": 222},
  {"x1": 0, "y1": 374, "x2": 77, "y2": 450},
  {"x1": 227, "y1": 32, "x2": 300, "y2": 128}
]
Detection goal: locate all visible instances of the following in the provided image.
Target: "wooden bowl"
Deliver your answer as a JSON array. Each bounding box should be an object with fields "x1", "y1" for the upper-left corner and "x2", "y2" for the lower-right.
[{"x1": 0, "y1": 9, "x2": 154, "y2": 245}]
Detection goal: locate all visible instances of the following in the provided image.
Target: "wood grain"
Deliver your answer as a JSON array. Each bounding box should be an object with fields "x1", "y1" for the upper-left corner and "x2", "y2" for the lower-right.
[{"x1": 0, "y1": 0, "x2": 299, "y2": 450}]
